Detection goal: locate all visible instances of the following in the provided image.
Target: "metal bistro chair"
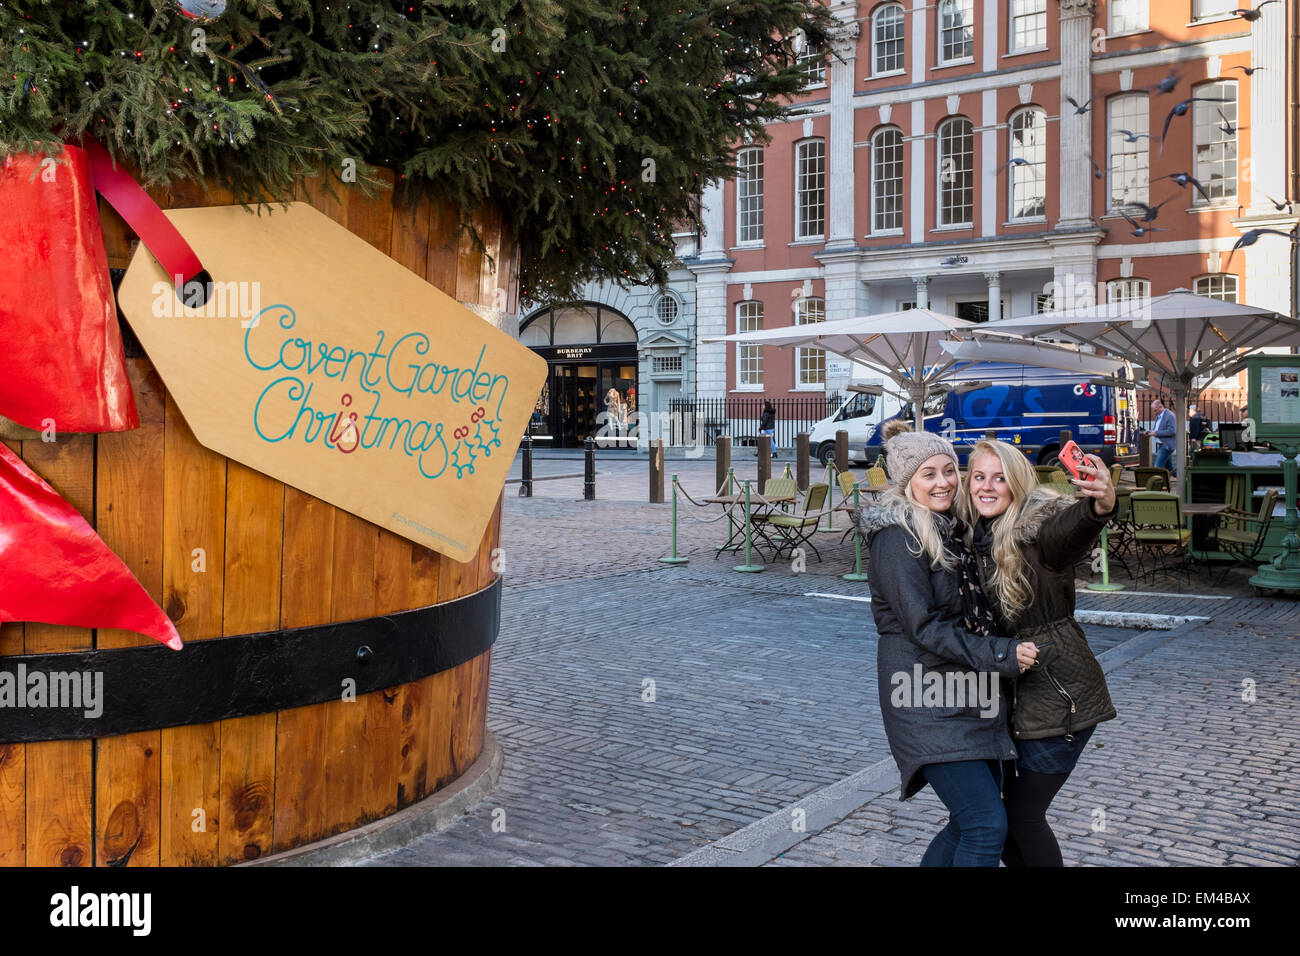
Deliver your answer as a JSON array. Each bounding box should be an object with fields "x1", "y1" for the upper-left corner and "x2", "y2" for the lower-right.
[
  {"x1": 762, "y1": 482, "x2": 830, "y2": 562},
  {"x1": 1210, "y1": 489, "x2": 1279, "y2": 584},
  {"x1": 750, "y1": 477, "x2": 800, "y2": 553},
  {"x1": 1132, "y1": 466, "x2": 1171, "y2": 492},
  {"x1": 1034, "y1": 464, "x2": 1060, "y2": 485},
  {"x1": 1128, "y1": 491, "x2": 1192, "y2": 586},
  {"x1": 836, "y1": 470, "x2": 860, "y2": 543},
  {"x1": 865, "y1": 466, "x2": 888, "y2": 489}
]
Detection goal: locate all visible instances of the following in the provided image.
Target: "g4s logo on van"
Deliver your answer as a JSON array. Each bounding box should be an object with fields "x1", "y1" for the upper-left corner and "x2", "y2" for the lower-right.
[{"x1": 1073, "y1": 382, "x2": 1097, "y2": 397}]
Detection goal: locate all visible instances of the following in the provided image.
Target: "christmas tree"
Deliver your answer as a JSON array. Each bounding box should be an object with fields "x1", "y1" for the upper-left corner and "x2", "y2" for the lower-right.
[{"x1": 0, "y1": 1, "x2": 832, "y2": 301}]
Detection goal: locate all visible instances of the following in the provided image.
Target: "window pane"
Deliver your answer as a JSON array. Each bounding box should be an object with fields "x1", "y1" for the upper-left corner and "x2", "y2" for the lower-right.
[
  {"x1": 872, "y1": 128, "x2": 904, "y2": 231},
  {"x1": 1108, "y1": 94, "x2": 1149, "y2": 210},
  {"x1": 798, "y1": 41, "x2": 825, "y2": 86},
  {"x1": 1011, "y1": 0, "x2": 1047, "y2": 51},
  {"x1": 1194, "y1": 274, "x2": 1238, "y2": 302},
  {"x1": 796, "y1": 140, "x2": 826, "y2": 239},
  {"x1": 737, "y1": 148, "x2": 764, "y2": 243},
  {"x1": 737, "y1": 301, "x2": 764, "y2": 386},
  {"x1": 1107, "y1": 279, "x2": 1151, "y2": 303},
  {"x1": 1193, "y1": 0, "x2": 1234, "y2": 19},
  {"x1": 1009, "y1": 108, "x2": 1046, "y2": 220},
  {"x1": 1194, "y1": 80, "x2": 1237, "y2": 202},
  {"x1": 874, "y1": 5, "x2": 905, "y2": 74},
  {"x1": 940, "y1": 0, "x2": 974, "y2": 62},
  {"x1": 1110, "y1": 0, "x2": 1148, "y2": 34},
  {"x1": 938, "y1": 118, "x2": 974, "y2": 226},
  {"x1": 795, "y1": 298, "x2": 825, "y2": 387}
]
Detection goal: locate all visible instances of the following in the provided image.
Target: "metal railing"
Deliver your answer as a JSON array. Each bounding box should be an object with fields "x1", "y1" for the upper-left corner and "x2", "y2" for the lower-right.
[
  {"x1": 667, "y1": 394, "x2": 842, "y2": 449},
  {"x1": 1136, "y1": 389, "x2": 1246, "y2": 432}
]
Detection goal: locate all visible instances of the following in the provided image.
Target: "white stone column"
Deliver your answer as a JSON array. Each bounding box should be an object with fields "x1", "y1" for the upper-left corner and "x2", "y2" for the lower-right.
[
  {"x1": 689, "y1": 263, "x2": 733, "y2": 399},
  {"x1": 699, "y1": 178, "x2": 726, "y2": 256},
  {"x1": 913, "y1": 275, "x2": 930, "y2": 309},
  {"x1": 910, "y1": 100, "x2": 926, "y2": 243},
  {"x1": 827, "y1": 4, "x2": 860, "y2": 250},
  {"x1": 981, "y1": 88, "x2": 998, "y2": 238},
  {"x1": 1247, "y1": 3, "x2": 1286, "y2": 214},
  {"x1": 1056, "y1": 0, "x2": 1096, "y2": 230},
  {"x1": 985, "y1": 272, "x2": 1002, "y2": 322}
]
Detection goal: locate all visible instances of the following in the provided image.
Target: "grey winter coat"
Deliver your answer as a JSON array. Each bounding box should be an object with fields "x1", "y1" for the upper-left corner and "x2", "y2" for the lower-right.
[{"x1": 856, "y1": 501, "x2": 1024, "y2": 800}]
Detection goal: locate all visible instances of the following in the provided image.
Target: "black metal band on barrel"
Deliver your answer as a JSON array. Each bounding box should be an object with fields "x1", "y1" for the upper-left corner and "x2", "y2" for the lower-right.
[{"x1": 0, "y1": 578, "x2": 499, "y2": 743}]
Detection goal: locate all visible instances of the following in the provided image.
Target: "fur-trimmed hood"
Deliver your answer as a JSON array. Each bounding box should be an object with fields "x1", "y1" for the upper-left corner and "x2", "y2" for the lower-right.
[
  {"x1": 852, "y1": 495, "x2": 964, "y2": 543},
  {"x1": 1002, "y1": 488, "x2": 1078, "y2": 545}
]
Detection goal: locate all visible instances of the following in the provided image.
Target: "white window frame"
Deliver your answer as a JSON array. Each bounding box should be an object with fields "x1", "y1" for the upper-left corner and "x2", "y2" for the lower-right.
[
  {"x1": 1192, "y1": 0, "x2": 1235, "y2": 21},
  {"x1": 1194, "y1": 274, "x2": 1238, "y2": 302},
  {"x1": 1107, "y1": 278, "x2": 1151, "y2": 304},
  {"x1": 655, "y1": 294, "x2": 679, "y2": 325},
  {"x1": 872, "y1": 4, "x2": 906, "y2": 76},
  {"x1": 1107, "y1": 93, "x2": 1149, "y2": 212},
  {"x1": 1009, "y1": 0, "x2": 1047, "y2": 52},
  {"x1": 1109, "y1": 0, "x2": 1148, "y2": 35},
  {"x1": 938, "y1": 0, "x2": 975, "y2": 65},
  {"x1": 797, "y1": 40, "x2": 827, "y2": 88},
  {"x1": 937, "y1": 116, "x2": 974, "y2": 227},
  {"x1": 1008, "y1": 107, "x2": 1047, "y2": 222},
  {"x1": 795, "y1": 139, "x2": 826, "y2": 241},
  {"x1": 1193, "y1": 79, "x2": 1237, "y2": 204},
  {"x1": 794, "y1": 297, "x2": 826, "y2": 389},
  {"x1": 736, "y1": 147, "x2": 764, "y2": 244},
  {"x1": 736, "y1": 301, "x2": 764, "y2": 388},
  {"x1": 871, "y1": 126, "x2": 905, "y2": 233}
]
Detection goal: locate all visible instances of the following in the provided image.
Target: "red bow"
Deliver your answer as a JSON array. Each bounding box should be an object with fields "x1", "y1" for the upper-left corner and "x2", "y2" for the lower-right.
[{"x1": 0, "y1": 442, "x2": 181, "y2": 649}]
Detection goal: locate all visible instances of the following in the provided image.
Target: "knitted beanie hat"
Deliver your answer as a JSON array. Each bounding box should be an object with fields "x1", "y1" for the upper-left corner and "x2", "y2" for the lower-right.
[{"x1": 884, "y1": 425, "x2": 960, "y2": 489}]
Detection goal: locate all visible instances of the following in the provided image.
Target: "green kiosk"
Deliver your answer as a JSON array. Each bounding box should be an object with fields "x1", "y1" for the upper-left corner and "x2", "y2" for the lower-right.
[{"x1": 1184, "y1": 357, "x2": 1299, "y2": 592}]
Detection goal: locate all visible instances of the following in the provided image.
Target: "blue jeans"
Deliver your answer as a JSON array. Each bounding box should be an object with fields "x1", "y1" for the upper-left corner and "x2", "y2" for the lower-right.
[
  {"x1": 759, "y1": 429, "x2": 775, "y2": 455},
  {"x1": 919, "y1": 759, "x2": 1009, "y2": 867},
  {"x1": 1153, "y1": 444, "x2": 1175, "y2": 474}
]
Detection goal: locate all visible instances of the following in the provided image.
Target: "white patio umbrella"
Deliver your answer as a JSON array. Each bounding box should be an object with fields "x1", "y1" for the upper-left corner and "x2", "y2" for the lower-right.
[
  {"x1": 705, "y1": 309, "x2": 977, "y2": 429},
  {"x1": 706, "y1": 307, "x2": 1134, "y2": 430},
  {"x1": 980, "y1": 290, "x2": 1300, "y2": 492}
]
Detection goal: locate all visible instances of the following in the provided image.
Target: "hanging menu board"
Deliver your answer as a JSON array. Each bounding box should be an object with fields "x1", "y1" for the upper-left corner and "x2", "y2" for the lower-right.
[{"x1": 1260, "y1": 365, "x2": 1300, "y2": 425}]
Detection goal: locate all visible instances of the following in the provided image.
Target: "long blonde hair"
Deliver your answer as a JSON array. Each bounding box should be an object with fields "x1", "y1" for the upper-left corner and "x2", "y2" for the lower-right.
[
  {"x1": 877, "y1": 457, "x2": 970, "y2": 571},
  {"x1": 969, "y1": 440, "x2": 1057, "y2": 623}
]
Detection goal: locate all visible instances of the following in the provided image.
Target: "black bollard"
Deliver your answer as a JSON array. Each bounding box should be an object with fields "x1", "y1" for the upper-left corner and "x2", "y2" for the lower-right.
[
  {"x1": 520, "y1": 433, "x2": 534, "y2": 497},
  {"x1": 836, "y1": 429, "x2": 849, "y2": 475},
  {"x1": 715, "y1": 435, "x2": 731, "y2": 495},
  {"x1": 584, "y1": 437, "x2": 596, "y2": 500},
  {"x1": 757, "y1": 434, "x2": 771, "y2": 494},
  {"x1": 796, "y1": 432, "x2": 810, "y2": 492}
]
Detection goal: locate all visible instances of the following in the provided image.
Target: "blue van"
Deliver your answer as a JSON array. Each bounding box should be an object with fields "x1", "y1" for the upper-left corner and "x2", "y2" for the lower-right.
[{"x1": 864, "y1": 362, "x2": 1139, "y2": 467}]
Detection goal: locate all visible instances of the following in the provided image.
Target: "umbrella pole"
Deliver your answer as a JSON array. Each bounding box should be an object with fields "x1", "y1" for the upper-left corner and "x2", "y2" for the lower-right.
[
  {"x1": 1172, "y1": 383, "x2": 1189, "y2": 502},
  {"x1": 911, "y1": 385, "x2": 925, "y2": 432}
]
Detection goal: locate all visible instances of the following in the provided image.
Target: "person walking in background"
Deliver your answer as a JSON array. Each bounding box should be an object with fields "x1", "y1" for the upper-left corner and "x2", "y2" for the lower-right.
[
  {"x1": 758, "y1": 400, "x2": 777, "y2": 458},
  {"x1": 1146, "y1": 397, "x2": 1177, "y2": 474}
]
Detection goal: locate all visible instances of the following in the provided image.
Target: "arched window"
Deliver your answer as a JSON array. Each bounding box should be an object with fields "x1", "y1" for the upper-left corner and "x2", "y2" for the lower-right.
[
  {"x1": 795, "y1": 139, "x2": 826, "y2": 240},
  {"x1": 1008, "y1": 107, "x2": 1047, "y2": 221},
  {"x1": 870, "y1": 126, "x2": 904, "y2": 232},
  {"x1": 736, "y1": 301, "x2": 764, "y2": 388},
  {"x1": 1194, "y1": 274, "x2": 1237, "y2": 302},
  {"x1": 794, "y1": 297, "x2": 826, "y2": 388},
  {"x1": 872, "y1": 4, "x2": 905, "y2": 75},
  {"x1": 939, "y1": 0, "x2": 975, "y2": 64},
  {"x1": 937, "y1": 117, "x2": 974, "y2": 227}
]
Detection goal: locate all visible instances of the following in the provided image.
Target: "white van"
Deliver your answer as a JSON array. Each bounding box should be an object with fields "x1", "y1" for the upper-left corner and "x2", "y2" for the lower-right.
[{"x1": 808, "y1": 382, "x2": 901, "y2": 466}]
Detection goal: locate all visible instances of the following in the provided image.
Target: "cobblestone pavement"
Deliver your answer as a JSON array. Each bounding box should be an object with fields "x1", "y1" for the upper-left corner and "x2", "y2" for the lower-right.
[{"x1": 362, "y1": 451, "x2": 1300, "y2": 867}]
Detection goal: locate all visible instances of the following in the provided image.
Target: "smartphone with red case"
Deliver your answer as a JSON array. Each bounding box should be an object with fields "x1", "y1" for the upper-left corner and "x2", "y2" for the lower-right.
[{"x1": 1058, "y1": 439, "x2": 1088, "y2": 480}]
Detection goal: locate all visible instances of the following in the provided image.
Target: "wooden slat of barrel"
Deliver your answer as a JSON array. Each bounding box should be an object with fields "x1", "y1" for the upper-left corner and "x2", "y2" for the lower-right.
[
  {"x1": 94, "y1": 358, "x2": 166, "y2": 866},
  {"x1": 158, "y1": 393, "x2": 226, "y2": 866},
  {"x1": 21, "y1": 435, "x2": 96, "y2": 867},
  {"x1": 217, "y1": 460, "x2": 284, "y2": 864},
  {"x1": 0, "y1": 438, "x2": 26, "y2": 865}
]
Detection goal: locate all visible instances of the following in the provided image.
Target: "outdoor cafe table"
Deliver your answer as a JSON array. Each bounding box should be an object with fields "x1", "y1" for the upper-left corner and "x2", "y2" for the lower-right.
[
  {"x1": 706, "y1": 489, "x2": 796, "y2": 558},
  {"x1": 1181, "y1": 500, "x2": 1231, "y2": 553}
]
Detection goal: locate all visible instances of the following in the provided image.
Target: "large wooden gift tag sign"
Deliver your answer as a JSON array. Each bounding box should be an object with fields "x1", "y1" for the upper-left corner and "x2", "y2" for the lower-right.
[{"x1": 118, "y1": 202, "x2": 545, "y2": 563}]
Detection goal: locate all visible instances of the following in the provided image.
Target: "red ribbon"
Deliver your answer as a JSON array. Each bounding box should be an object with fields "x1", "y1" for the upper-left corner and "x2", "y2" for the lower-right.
[{"x1": 82, "y1": 137, "x2": 206, "y2": 288}]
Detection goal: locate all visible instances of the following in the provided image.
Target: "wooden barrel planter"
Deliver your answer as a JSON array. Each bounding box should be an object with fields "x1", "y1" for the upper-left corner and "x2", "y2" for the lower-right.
[{"x1": 0, "y1": 172, "x2": 513, "y2": 866}]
